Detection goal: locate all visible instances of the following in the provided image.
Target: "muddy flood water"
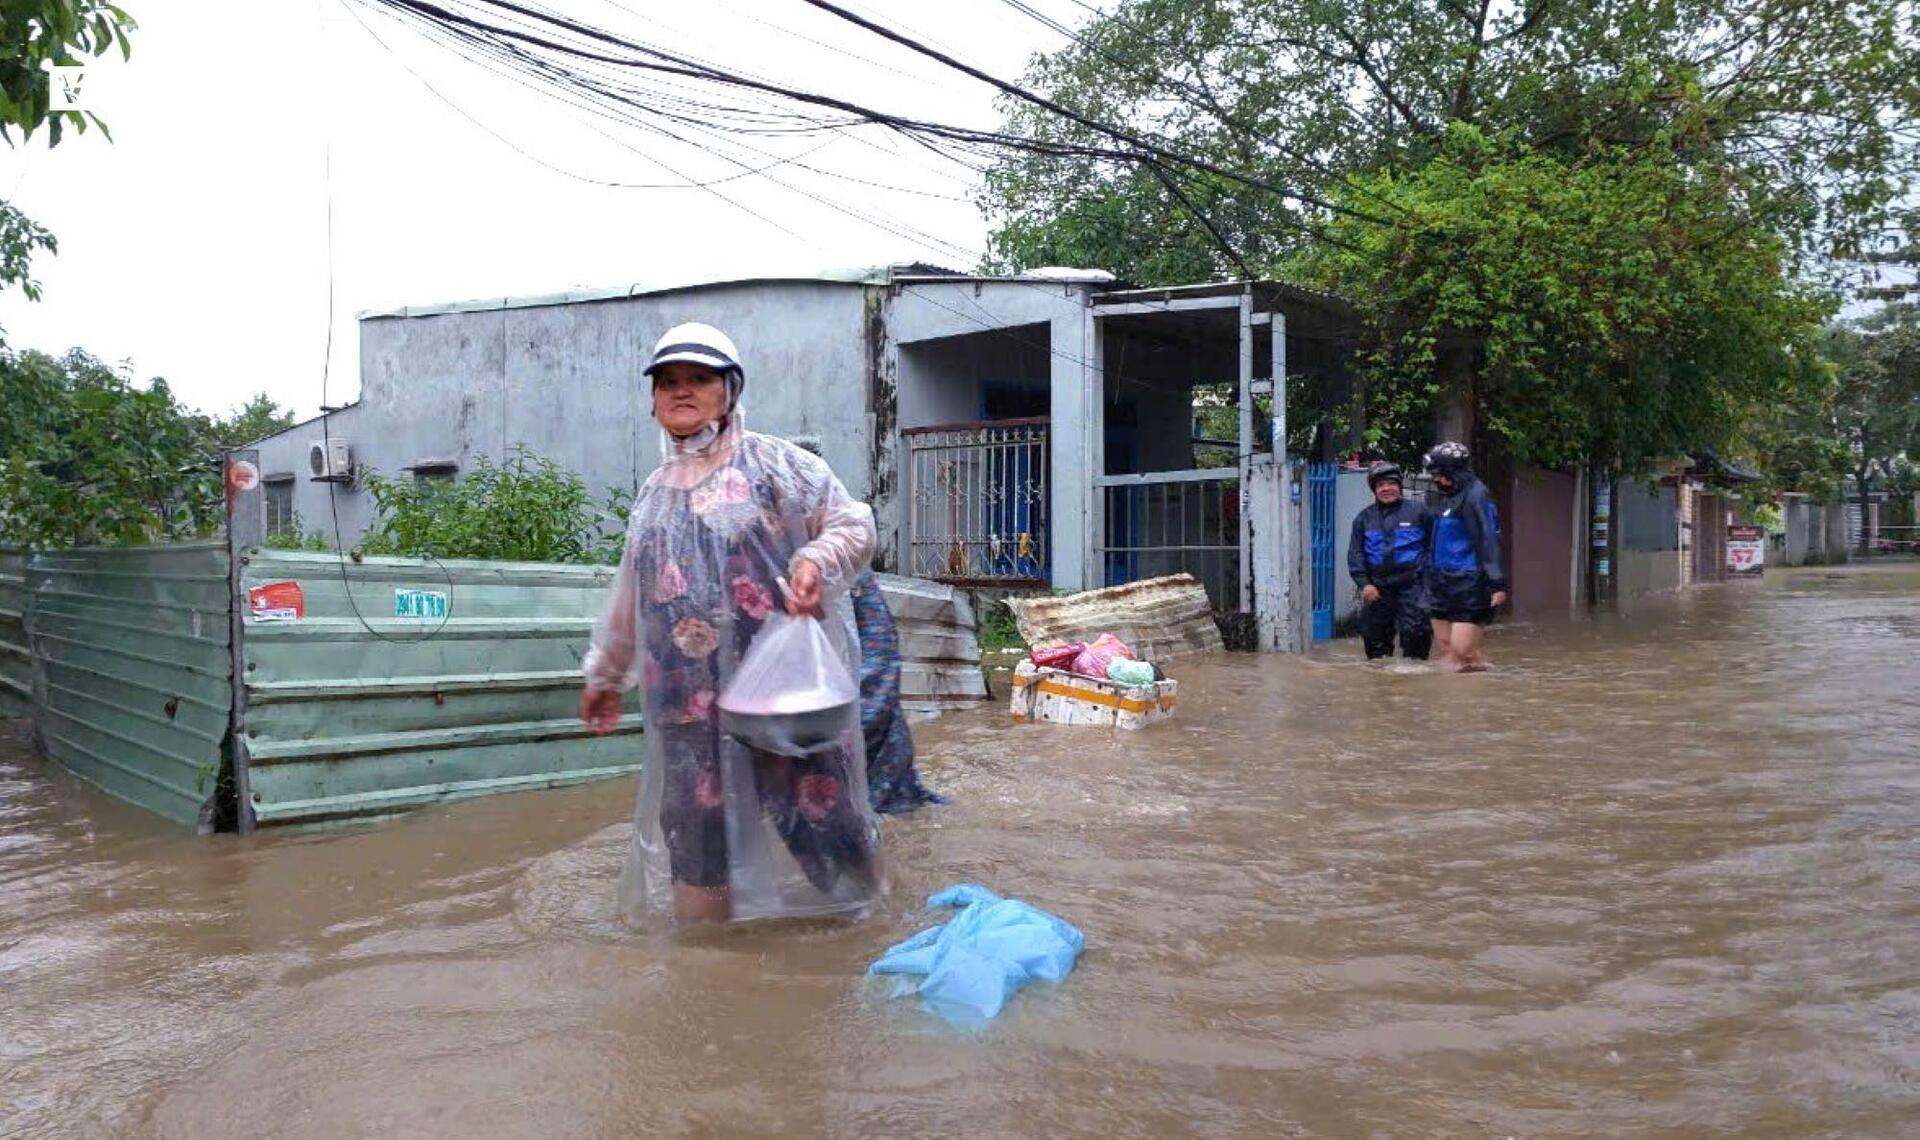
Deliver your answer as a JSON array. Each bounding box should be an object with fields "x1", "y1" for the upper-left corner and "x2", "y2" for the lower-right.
[{"x1": 4, "y1": 563, "x2": 1918, "y2": 1137}]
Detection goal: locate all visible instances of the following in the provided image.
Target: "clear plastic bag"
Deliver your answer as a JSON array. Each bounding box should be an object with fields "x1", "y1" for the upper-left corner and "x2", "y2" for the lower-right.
[{"x1": 718, "y1": 612, "x2": 859, "y2": 757}]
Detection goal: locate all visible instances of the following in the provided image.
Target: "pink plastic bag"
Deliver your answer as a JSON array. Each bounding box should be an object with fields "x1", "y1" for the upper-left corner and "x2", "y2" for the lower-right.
[
  {"x1": 1070, "y1": 633, "x2": 1136, "y2": 679},
  {"x1": 1030, "y1": 643, "x2": 1083, "y2": 670}
]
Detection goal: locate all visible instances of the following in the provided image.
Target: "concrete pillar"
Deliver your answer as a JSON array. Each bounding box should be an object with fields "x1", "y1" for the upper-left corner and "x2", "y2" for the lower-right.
[
  {"x1": 1250, "y1": 307, "x2": 1302, "y2": 651},
  {"x1": 1049, "y1": 309, "x2": 1100, "y2": 591}
]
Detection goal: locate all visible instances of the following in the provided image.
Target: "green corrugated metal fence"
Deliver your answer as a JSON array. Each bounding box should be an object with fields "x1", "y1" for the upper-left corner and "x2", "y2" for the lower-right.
[
  {"x1": 0, "y1": 548, "x2": 31, "y2": 719},
  {"x1": 7, "y1": 541, "x2": 982, "y2": 830},
  {"x1": 239, "y1": 549, "x2": 642, "y2": 825},
  {"x1": 22, "y1": 541, "x2": 233, "y2": 824}
]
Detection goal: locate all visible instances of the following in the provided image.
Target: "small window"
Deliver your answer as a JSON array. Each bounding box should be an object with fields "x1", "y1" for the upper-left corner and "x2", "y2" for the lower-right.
[
  {"x1": 406, "y1": 457, "x2": 459, "y2": 487},
  {"x1": 264, "y1": 478, "x2": 295, "y2": 537}
]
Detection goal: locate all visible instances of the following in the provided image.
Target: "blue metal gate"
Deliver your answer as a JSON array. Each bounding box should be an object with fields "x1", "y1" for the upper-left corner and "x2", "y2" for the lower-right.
[{"x1": 1309, "y1": 463, "x2": 1337, "y2": 640}]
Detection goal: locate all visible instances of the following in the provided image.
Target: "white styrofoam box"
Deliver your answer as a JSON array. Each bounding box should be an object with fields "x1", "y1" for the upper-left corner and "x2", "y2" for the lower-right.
[{"x1": 1008, "y1": 661, "x2": 1176, "y2": 730}]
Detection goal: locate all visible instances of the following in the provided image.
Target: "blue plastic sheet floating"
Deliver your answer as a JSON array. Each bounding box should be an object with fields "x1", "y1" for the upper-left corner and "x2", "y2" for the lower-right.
[{"x1": 869, "y1": 884, "x2": 1084, "y2": 1023}]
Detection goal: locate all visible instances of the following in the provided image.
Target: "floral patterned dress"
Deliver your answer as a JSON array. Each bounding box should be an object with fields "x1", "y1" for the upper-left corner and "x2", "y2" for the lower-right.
[{"x1": 586, "y1": 427, "x2": 882, "y2": 923}]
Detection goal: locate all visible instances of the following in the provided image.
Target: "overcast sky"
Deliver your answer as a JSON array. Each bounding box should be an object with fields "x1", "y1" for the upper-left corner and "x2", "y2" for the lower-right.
[{"x1": 0, "y1": 0, "x2": 1090, "y2": 420}]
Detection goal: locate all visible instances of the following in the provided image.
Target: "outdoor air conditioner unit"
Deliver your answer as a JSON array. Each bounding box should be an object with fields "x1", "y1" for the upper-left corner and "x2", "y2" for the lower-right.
[{"x1": 309, "y1": 438, "x2": 354, "y2": 482}]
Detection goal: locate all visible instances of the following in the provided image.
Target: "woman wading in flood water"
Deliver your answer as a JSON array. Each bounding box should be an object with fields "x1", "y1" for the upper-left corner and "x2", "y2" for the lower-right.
[{"x1": 581, "y1": 323, "x2": 883, "y2": 925}]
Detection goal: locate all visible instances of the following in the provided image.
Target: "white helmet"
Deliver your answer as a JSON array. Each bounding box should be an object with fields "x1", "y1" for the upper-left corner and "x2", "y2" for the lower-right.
[{"x1": 644, "y1": 322, "x2": 741, "y2": 379}]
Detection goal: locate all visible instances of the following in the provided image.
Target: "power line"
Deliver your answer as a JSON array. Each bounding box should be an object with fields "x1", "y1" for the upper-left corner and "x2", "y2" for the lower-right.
[
  {"x1": 348, "y1": 0, "x2": 844, "y2": 190},
  {"x1": 794, "y1": 0, "x2": 1389, "y2": 226},
  {"x1": 362, "y1": 0, "x2": 1371, "y2": 256},
  {"x1": 351, "y1": 0, "x2": 1313, "y2": 375},
  {"x1": 986, "y1": 0, "x2": 1408, "y2": 217}
]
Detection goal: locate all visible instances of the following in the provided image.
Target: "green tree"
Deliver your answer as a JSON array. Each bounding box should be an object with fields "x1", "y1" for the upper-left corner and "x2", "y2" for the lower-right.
[
  {"x1": 982, "y1": 1, "x2": 1917, "y2": 465},
  {"x1": 0, "y1": 2, "x2": 136, "y2": 306},
  {"x1": 262, "y1": 513, "x2": 332, "y2": 552},
  {"x1": 1741, "y1": 359, "x2": 1852, "y2": 504},
  {"x1": 359, "y1": 446, "x2": 632, "y2": 564},
  {"x1": 0, "y1": 347, "x2": 221, "y2": 547},
  {"x1": 1299, "y1": 127, "x2": 1831, "y2": 468},
  {"x1": 1828, "y1": 304, "x2": 1920, "y2": 549},
  {"x1": 188, "y1": 393, "x2": 298, "y2": 453}
]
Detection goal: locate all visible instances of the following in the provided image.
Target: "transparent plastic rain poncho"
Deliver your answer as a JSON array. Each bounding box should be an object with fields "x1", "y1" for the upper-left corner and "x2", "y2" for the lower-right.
[{"x1": 584, "y1": 421, "x2": 884, "y2": 925}]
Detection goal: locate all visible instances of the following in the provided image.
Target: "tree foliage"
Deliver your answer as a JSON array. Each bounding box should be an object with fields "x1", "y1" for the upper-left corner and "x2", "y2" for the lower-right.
[
  {"x1": 1743, "y1": 304, "x2": 1920, "y2": 515},
  {"x1": 1, "y1": 2, "x2": 136, "y2": 306},
  {"x1": 982, "y1": 0, "x2": 1918, "y2": 463},
  {"x1": 262, "y1": 514, "x2": 333, "y2": 552},
  {"x1": 188, "y1": 393, "x2": 297, "y2": 453},
  {"x1": 0, "y1": 346, "x2": 296, "y2": 548},
  {"x1": 358, "y1": 447, "x2": 633, "y2": 564},
  {"x1": 0, "y1": 347, "x2": 220, "y2": 547},
  {"x1": 1300, "y1": 125, "x2": 1831, "y2": 468},
  {"x1": 1830, "y1": 304, "x2": 1920, "y2": 476}
]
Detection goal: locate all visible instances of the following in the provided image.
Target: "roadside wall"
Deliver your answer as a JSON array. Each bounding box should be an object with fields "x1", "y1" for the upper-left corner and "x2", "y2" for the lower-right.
[
  {"x1": 1328, "y1": 470, "x2": 1371, "y2": 630},
  {"x1": 1777, "y1": 496, "x2": 1851, "y2": 566},
  {"x1": 1505, "y1": 467, "x2": 1580, "y2": 619},
  {"x1": 1782, "y1": 497, "x2": 1810, "y2": 565},
  {"x1": 1615, "y1": 479, "x2": 1681, "y2": 598},
  {"x1": 1823, "y1": 503, "x2": 1851, "y2": 564}
]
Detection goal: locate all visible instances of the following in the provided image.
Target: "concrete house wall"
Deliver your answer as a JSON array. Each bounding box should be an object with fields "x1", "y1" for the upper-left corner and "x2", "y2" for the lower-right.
[{"x1": 256, "y1": 279, "x2": 886, "y2": 564}]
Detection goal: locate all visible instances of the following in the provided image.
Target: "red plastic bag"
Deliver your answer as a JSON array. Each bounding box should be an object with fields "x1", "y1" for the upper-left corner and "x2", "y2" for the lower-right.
[
  {"x1": 1029, "y1": 643, "x2": 1082, "y2": 670},
  {"x1": 1070, "y1": 633, "x2": 1136, "y2": 679}
]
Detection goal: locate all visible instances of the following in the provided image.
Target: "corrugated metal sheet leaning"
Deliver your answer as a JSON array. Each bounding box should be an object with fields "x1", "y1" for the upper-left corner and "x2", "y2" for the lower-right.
[
  {"x1": 21, "y1": 541, "x2": 233, "y2": 825},
  {"x1": 239, "y1": 549, "x2": 643, "y2": 826},
  {"x1": 1007, "y1": 574, "x2": 1225, "y2": 661}
]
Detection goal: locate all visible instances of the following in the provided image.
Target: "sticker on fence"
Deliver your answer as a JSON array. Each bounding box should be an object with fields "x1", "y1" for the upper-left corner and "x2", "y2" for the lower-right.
[
  {"x1": 394, "y1": 588, "x2": 450, "y2": 620},
  {"x1": 1727, "y1": 526, "x2": 1765, "y2": 576},
  {"x1": 248, "y1": 581, "x2": 305, "y2": 622}
]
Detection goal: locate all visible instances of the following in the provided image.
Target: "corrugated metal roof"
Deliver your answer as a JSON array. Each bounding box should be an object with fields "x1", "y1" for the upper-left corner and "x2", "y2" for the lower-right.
[
  {"x1": 355, "y1": 264, "x2": 931, "y2": 321},
  {"x1": 353, "y1": 263, "x2": 1148, "y2": 320},
  {"x1": 1093, "y1": 279, "x2": 1353, "y2": 313}
]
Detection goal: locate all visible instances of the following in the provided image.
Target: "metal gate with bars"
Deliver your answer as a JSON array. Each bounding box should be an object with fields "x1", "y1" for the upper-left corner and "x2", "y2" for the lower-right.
[
  {"x1": 1096, "y1": 470, "x2": 1241, "y2": 611},
  {"x1": 1309, "y1": 463, "x2": 1337, "y2": 640},
  {"x1": 902, "y1": 419, "x2": 1050, "y2": 584}
]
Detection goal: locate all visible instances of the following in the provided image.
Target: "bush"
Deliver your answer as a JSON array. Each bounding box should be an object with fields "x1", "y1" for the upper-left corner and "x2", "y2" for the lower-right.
[
  {"x1": 359, "y1": 446, "x2": 630, "y2": 564},
  {"x1": 976, "y1": 600, "x2": 1028, "y2": 652},
  {"x1": 263, "y1": 514, "x2": 332, "y2": 552}
]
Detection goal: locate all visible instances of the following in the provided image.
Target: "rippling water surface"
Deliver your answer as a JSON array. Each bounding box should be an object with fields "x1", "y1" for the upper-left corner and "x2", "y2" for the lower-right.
[{"x1": 3, "y1": 563, "x2": 1917, "y2": 1136}]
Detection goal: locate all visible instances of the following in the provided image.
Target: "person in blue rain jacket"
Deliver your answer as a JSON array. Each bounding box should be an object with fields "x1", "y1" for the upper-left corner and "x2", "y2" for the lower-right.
[
  {"x1": 1422, "y1": 442, "x2": 1509, "y2": 672},
  {"x1": 1346, "y1": 460, "x2": 1432, "y2": 660}
]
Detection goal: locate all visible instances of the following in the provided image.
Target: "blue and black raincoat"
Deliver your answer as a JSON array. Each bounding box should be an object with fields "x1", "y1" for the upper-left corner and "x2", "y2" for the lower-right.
[
  {"x1": 1347, "y1": 498, "x2": 1433, "y2": 659},
  {"x1": 1427, "y1": 471, "x2": 1508, "y2": 621}
]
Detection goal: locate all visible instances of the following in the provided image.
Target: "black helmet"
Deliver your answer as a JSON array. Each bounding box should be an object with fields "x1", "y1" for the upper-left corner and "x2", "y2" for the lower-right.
[
  {"x1": 1366, "y1": 460, "x2": 1404, "y2": 490},
  {"x1": 1423, "y1": 441, "x2": 1471, "y2": 474}
]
